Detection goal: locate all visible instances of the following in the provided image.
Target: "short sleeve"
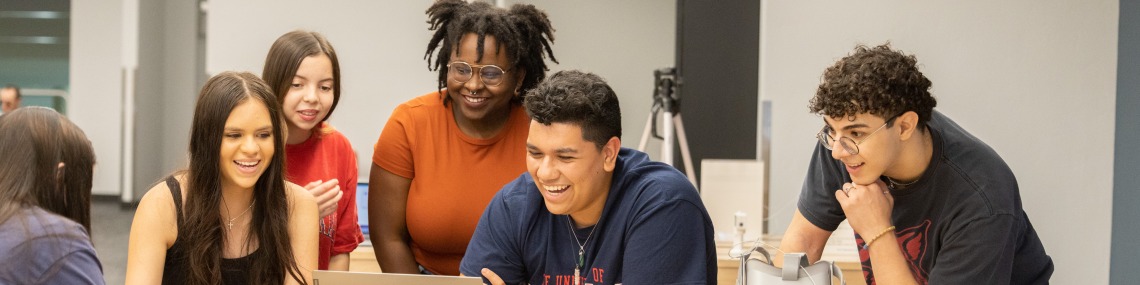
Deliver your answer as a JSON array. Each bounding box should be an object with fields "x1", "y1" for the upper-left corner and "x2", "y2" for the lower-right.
[
  {"x1": 459, "y1": 180, "x2": 528, "y2": 284},
  {"x1": 332, "y1": 141, "x2": 364, "y2": 255},
  {"x1": 373, "y1": 104, "x2": 415, "y2": 179},
  {"x1": 797, "y1": 143, "x2": 849, "y2": 231}
]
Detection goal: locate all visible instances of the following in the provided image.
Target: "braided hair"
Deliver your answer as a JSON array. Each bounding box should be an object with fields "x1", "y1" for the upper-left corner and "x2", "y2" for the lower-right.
[{"x1": 425, "y1": 0, "x2": 557, "y2": 104}]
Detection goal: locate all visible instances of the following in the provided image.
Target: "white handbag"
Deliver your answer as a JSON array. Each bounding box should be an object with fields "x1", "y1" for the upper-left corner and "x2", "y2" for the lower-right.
[{"x1": 737, "y1": 246, "x2": 846, "y2": 285}]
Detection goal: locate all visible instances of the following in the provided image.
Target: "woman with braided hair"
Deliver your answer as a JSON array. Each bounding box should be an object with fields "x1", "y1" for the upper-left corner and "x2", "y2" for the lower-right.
[{"x1": 368, "y1": 0, "x2": 557, "y2": 275}]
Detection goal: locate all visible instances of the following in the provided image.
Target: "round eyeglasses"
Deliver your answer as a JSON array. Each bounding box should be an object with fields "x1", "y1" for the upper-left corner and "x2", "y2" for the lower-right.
[
  {"x1": 447, "y1": 61, "x2": 510, "y2": 87},
  {"x1": 816, "y1": 115, "x2": 898, "y2": 155}
]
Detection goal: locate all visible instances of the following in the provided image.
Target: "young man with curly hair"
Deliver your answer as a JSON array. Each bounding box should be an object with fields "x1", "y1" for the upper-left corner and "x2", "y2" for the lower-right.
[
  {"x1": 460, "y1": 70, "x2": 716, "y2": 285},
  {"x1": 778, "y1": 44, "x2": 1053, "y2": 284}
]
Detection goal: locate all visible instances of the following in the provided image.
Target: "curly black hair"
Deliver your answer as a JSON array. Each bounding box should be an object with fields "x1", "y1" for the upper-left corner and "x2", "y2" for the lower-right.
[
  {"x1": 425, "y1": 0, "x2": 557, "y2": 105},
  {"x1": 809, "y1": 43, "x2": 937, "y2": 128},
  {"x1": 525, "y1": 70, "x2": 621, "y2": 149}
]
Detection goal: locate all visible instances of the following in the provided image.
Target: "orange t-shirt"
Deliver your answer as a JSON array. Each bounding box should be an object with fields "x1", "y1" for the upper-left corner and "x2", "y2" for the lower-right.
[{"x1": 372, "y1": 91, "x2": 530, "y2": 275}]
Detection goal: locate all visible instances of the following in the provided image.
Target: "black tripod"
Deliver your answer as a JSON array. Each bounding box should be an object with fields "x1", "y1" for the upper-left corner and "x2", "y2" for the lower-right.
[{"x1": 637, "y1": 68, "x2": 697, "y2": 187}]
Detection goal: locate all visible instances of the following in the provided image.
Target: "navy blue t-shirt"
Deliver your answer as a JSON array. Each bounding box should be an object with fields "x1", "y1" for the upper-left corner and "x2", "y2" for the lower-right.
[
  {"x1": 461, "y1": 148, "x2": 716, "y2": 285},
  {"x1": 798, "y1": 111, "x2": 1053, "y2": 284}
]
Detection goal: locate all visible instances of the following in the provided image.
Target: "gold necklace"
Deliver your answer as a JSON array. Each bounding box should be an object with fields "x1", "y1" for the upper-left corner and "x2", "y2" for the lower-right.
[
  {"x1": 224, "y1": 201, "x2": 254, "y2": 231},
  {"x1": 565, "y1": 216, "x2": 597, "y2": 285}
]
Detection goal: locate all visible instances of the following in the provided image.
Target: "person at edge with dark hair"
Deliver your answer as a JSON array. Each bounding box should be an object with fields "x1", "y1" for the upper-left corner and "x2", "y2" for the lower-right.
[
  {"x1": 369, "y1": 0, "x2": 557, "y2": 275},
  {"x1": 777, "y1": 44, "x2": 1053, "y2": 284},
  {"x1": 262, "y1": 30, "x2": 364, "y2": 271},
  {"x1": 460, "y1": 70, "x2": 716, "y2": 285},
  {"x1": 125, "y1": 72, "x2": 318, "y2": 285},
  {"x1": 0, "y1": 107, "x2": 103, "y2": 284},
  {"x1": 1, "y1": 84, "x2": 20, "y2": 113}
]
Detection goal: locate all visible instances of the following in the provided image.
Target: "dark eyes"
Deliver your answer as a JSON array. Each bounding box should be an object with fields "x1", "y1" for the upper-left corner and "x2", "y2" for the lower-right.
[{"x1": 224, "y1": 132, "x2": 272, "y2": 139}]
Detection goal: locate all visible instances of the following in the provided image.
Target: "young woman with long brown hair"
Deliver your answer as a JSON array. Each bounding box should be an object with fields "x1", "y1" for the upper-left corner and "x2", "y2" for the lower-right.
[
  {"x1": 125, "y1": 72, "x2": 318, "y2": 285},
  {"x1": 0, "y1": 107, "x2": 103, "y2": 284}
]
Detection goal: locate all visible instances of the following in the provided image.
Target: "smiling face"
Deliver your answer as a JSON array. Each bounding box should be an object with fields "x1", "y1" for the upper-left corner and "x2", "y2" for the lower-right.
[
  {"x1": 822, "y1": 112, "x2": 903, "y2": 185},
  {"x1": 219, "y1": 99, "x2": 275, "y2": 192},
  {"x1": 281, "y1": 54, "x2": 334, "y2": 144},
  {"x1": 447, "y1": 33, "x2": 523, "y2": 126},
  {"x1": 526, "y1": 121, "x2": 619, "y2": 225}
]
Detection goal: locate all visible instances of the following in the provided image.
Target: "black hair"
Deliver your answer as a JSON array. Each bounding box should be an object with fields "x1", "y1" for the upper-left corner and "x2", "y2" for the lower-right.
[
  {"x1": 425, "y1": 0, "x2": 557, "y2": 104},
  {"x1": 810, "y1": 43, "x2": 937, "y2": 127},
  {"x1": 525, "y1": 70, "x2": 621, "y2": 149}
]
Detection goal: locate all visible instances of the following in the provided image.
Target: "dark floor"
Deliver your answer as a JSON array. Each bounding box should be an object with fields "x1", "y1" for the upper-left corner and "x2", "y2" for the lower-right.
[{"x1": 90, "y1": 197, "x2": 134, "y2": 285}]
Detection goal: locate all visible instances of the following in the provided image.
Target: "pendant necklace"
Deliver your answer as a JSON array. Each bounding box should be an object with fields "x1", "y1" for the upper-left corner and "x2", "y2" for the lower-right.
[
  {"x1": 224, "y1": 200, "x2": 255, "y2": 231},
  {"x1": 566, "y1": 215, "x2": 598, "y2": 285}
]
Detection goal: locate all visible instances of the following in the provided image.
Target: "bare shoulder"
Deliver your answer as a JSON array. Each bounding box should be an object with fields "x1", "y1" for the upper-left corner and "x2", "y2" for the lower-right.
[
  {"x1": 285, "y1": 181, "x2": 314, "y2": 202},
  {"x1": 285, "y1": 181, "x2": 317, "y2": 210},
  {"x1": 134, "y1": 175, "x2": 183, "y2": 245}
]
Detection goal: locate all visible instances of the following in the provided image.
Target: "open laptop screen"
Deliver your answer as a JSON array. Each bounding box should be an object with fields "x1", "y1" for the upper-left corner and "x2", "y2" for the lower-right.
[{"x1": 356, "y1": 182, "x2": 369, "y2": 238}]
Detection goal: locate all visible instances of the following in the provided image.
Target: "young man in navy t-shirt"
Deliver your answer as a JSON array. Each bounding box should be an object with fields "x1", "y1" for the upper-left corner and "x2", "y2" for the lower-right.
[
  {"x1": 779, "y1": 44, "x2": 1053, "y2": 284},
  {"x1": 460, "y1": 70, "x2": 716, "y2": 285}
]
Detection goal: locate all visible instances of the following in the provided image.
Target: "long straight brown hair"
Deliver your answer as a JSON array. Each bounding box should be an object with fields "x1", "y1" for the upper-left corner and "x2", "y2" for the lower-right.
[
  {"x1": 0, "y1": 107, "x2": 97, "y2": 281},
  {"x1": 181, "y1": 71, "x2": 306, "y2": 285},
  {"x1": 0, "y1": 107, "x2": 94, "y2": 231}
]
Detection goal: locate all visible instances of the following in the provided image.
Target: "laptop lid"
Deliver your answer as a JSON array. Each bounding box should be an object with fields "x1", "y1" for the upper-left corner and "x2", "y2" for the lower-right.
[{"x1": 312, "y1": 271, "x2": 482, "y2": 285}]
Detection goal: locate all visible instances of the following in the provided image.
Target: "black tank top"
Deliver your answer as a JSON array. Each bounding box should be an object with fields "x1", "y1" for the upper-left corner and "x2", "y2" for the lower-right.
[{"x1": 161, "y1": 176, "x2": 262, "y2": 285}]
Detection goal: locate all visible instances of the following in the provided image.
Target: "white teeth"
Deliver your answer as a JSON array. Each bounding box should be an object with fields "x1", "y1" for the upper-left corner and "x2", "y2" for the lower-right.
[
  {"x1": 464, "y1": 96, "x2": 487, "y2": 103},
  {"x1": 299, "y1": 110, "x2": 319, "y2": 116},
  {"x1": 235, "y1": 160, "x2": 258, "y2": 167},
  {"x1": 544, "y1": 185, "x2": 569, "y2": 192}
]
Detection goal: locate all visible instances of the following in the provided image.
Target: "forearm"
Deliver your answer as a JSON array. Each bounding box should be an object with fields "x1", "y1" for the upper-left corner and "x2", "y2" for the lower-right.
[
  {"x1": 867, "y1": 235, "x2": 919, "y2": 285},
  {"x1": 374, "y1": 239, "x2": 420, "y2": 273},
  {"x1": 776, "y1": 210, "x2": 831, "y2": 266}
]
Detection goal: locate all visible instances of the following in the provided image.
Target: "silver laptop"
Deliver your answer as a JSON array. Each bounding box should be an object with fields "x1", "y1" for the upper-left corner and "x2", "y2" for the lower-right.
[{"x1": 312, "y1": 271, "x2": 482, "y2": 285}]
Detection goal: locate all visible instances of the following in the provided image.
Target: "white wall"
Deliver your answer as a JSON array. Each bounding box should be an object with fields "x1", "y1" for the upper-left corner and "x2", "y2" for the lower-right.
[
  {"x1": 507, "y1": 0, "x2": 675, "y2": 155},
  {"x1": 70, "y1": 0, "x2": 124, "y2": 196},
  {"x1": 207, "y1": 0, "x2": 674, "y2": 180},
  {"x1": 761, "y1": 1, "x2": 1117, "y2": 284},
  {"x1": 208, "y1": 0, "x2": 440, "y2": 180}
]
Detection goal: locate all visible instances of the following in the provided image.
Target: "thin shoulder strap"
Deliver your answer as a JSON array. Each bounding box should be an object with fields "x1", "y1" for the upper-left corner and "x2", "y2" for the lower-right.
[{"x1": 165, "y1": 175, "x2": 184, "y2": 228}]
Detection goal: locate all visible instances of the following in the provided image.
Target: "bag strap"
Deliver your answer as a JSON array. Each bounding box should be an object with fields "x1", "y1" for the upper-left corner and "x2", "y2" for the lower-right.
[
  {"x1": 831, "y1": 261, "x2": 846, "y2": 285},
  {"x1": 783, "y1": 253, "x2": 809, "y2": 280},
  {"x1": 738, "y1": 245, "x2": 771, "y2": 285}
]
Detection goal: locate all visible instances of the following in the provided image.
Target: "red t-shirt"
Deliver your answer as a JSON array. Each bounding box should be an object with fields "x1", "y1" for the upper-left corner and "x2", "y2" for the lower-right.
[
  {"x1": 285, "y1": 124, "x2": 364, "y2": 270},
  {"x1": 373, "y1": 91, "x2": 530, "y2": 275}
]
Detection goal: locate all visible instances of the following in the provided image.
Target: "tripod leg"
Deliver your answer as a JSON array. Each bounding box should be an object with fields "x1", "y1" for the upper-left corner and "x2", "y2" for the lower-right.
[
  {"x1": 638, "y1": 112, "x2": 655, "y2": 151},
  {"x1": 662, "y1": 111, "x2": 675, "y2": 166},
  {"x1": 674, "y1": 114, "x2": 698, "y2": 188}
]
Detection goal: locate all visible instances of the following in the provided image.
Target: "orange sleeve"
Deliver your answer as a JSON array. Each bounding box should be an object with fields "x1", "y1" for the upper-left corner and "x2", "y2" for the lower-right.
[{"x1": 373, "y1": 103, "x2": 416, "y2": 179}]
